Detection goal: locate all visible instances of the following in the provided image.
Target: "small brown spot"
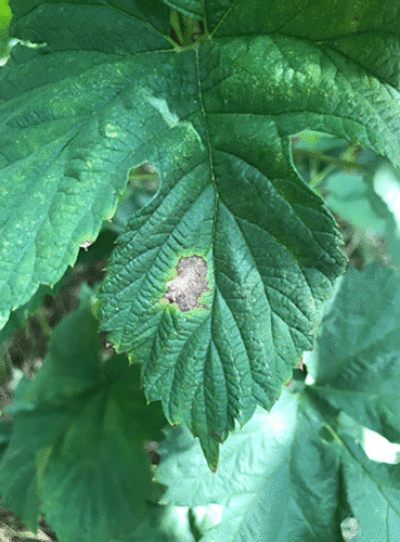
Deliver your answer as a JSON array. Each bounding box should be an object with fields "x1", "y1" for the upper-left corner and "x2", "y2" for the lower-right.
[{"x1": 163, "y1": 255, "x2": 210, "y2": 312}]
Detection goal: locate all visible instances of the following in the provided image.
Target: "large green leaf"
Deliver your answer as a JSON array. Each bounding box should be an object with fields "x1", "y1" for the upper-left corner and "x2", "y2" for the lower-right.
[
  {"x1": 156, "y1": 386, "x2": 400, "y2": 541},
  {"x1": 310, "y1": 264, "x2": 400, "y2": 444},
  {"x1": 340, "y1": 435, "x2": 400, "y2": 542},
  {"x1": 97, "y1": 5, "x2": 400, "y2": 464},
  {"x1": 155, "y1": 390, "x2": 349, "y2": 541},
  {"x1": 0, "y1": 0, "x2": 172, "y2": 330},
  {"x1": 0, "y1": 287, "x2": 164, "y2": 542},
  {"x1": 4, "y1": 0, "x2": 400, "y2": 467}
]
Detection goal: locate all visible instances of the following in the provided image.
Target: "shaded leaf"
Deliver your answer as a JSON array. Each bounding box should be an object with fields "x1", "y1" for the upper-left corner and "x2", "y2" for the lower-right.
[
  {"x1": 0, "y1": 287, "x2": 163, "y2": 542},
  {"x1": 156, "y1": 391, "x2": 346, "y2": 541},
  {"x1": 340, "y1": 434, "x2": 400, "y2": 542},
  {"x1": 311, "y1": 264, "x2": 400, "y2": 444}
]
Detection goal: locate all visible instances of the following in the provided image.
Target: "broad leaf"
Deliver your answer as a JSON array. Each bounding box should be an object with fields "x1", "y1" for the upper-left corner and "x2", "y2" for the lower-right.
[
  {"x1": 0, "y1": 0, "x2": 172, "y2": 330},
  {"x1": 156, "y1": 386, "x2": 400, "y2": 541},
  {"x1": 340, "y1": 435, "x2": 400, "y2": 542},
  {"x1": 310, "y1": 264, "x2": 400, "y2": 444},
  {"x1": 0, "y1": 287, "x2": 163, "y2": 542},
  {"x1": 4, "y1": 0, "x2": 400, "y2": 467},
  {"x1": 156, "y1": 391, "x2": 346, "y2": 542}
]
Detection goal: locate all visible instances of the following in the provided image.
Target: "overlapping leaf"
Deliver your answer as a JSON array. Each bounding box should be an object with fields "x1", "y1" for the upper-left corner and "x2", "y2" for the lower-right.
[
  {"x1": 0, "y1": 287, "x2": 164, "y2": 542},
  {"x1": 205, "y1": 0, "x2": 400, "y2": 89},
  {"x1": 0, "y1": 0, "x2": 172, "y2": 329},
  {"x1": 309, "y1": 263, "x2": 400, "y2": 444},
  {"x1": 98, "y1": 3, "x2": 400, "y2": 464},
  {"x1": 156, "y1": 390, "x2": 349, "y2": 542},
  {"x1": 155, "y1": 264, "x2": 400, "y2": 540},
  {"x1": 156, "y1": 378, "x2": 400, "y2": 541},
  {"x1": 157, "y1": 391, "x2": 302, "y2": 541}
]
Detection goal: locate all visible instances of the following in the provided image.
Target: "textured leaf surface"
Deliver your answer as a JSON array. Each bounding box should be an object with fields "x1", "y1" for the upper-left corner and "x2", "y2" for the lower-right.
[
  {"x1": 156, "y1": 386, "x2": 400, "y2": 541},
  {"x1": 155, "y1": 265, "x2": 400, "y2": 540},
  {"x1": 96, "y1": 0, "x2": 400, "y2": 464},
  {"x1": 205, "y1": 0, "x2": 400, "y2": 89},
  {"x1": 340, "y1": 436, "x2": 400, "y2": 542},
  {"x1": 157, "y1": 391, "x2": 300, "y2": 541},
  {"x1": 0, "y1": 0, "x2": 172, "y2": 329},
  {"x1": 3, "y1": 0, "x2": 400, "y2": 466},
  {"x1": 310, "y1": 264, "x2": 400, "y2": 443},
  {"x1": 0, "y1": 287, "x2": 162, "y2": 542},
  {"x1": 156, "y1": 390, "x2": 347, "y2": 542}
]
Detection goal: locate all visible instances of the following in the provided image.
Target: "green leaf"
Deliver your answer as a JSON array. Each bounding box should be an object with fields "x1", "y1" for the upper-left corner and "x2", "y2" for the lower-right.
[
  {"x1": 157, "y1": 391, "x2": 300, "y2": 540},
  {"x1": 206, "y1": 0, "x2": 400, "y2": 85},
  {"x1": 0, "y1": 286, "x2": 163, "y2": 542},
  {"x1": 0, "y1": 0, "x2": 11, "y2": 58},
  {"x1": 4, "y1": 0, "x2": 400, "y2": 468},
  {"x1": 156, "y1": 390, "x2": 348, "y2": 541},
  {"x1": 340, "y1": 434, "x2": 400, "y2": 541},
  {"x1": 0, "y1": 0, "x2": 172, "y2": 329},
  {"x1": 42, "y1": 388, "x2": 153, "y2": 542},
  {"x1": 156, "y1": 381, "x2": 400, "y2": 540},
  {"x1": 311, "y1": 264, "x2": 400, "y2": 444},
  {"x1": 9, "y1": 0, "x2": 171, "y2": 38},
  {"x1": 99, "y1": 29, "x2": 400, "y2": 464}
]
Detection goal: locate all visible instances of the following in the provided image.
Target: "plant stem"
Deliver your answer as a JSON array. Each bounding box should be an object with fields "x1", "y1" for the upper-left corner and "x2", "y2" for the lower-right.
[{"x1": 292, "y1": 148, "x2": 366, "y2": 172}]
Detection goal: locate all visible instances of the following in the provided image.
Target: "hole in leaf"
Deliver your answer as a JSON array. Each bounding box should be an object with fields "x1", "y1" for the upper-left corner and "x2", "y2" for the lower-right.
[
  {"x1": 109, "y1": 162, "x2": 159, "y2": 231},
  {"x1": 169, "y1": 10, "x2": 206, "y2": 47},
  {"x1": 163, "y1": 255, "x2": 210, "y2": 312},
  {"x1": 128, "y1": 162, "x2": 159, "y2": 195},
  {"x1": 118, "y1": 161, "x2": 160, "y2": 217},
  {"x1": 290, "y1": 129, "x2": 363, "y2": 187}
]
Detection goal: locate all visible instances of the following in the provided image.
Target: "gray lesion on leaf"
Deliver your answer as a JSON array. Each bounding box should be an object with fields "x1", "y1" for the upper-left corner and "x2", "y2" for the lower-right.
[{"x1": 163, "y1": 256, "x2": 210, "y2": 312}]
